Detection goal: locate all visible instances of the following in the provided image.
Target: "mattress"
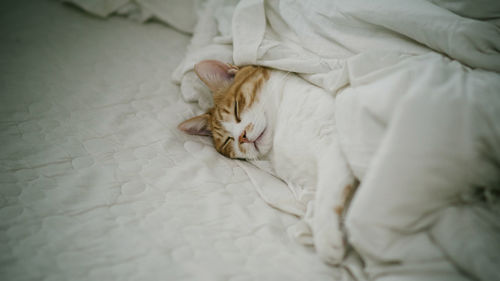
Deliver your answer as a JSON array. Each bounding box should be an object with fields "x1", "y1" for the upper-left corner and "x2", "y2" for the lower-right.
[{"x1": 0, "y1": 1, "x2": 340, "y2": 280}]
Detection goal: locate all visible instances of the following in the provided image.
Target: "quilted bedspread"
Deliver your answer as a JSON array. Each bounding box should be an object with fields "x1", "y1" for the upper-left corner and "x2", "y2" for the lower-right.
[{"x1": 0, "y1": 1, "x2": 341, "y2": 280}]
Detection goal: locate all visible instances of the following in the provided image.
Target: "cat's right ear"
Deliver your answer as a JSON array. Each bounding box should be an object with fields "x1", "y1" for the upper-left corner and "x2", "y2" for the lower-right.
[
  {"x1": 177, "y1": 113, "x2": 212, "y2": 136},
  {"x1": 194, "y1": 60, "x2": 239, "y2": 93}
]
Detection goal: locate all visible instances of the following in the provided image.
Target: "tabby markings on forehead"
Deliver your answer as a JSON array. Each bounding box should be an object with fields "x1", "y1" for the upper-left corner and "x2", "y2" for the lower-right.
[{"x1": 209, "y1": 66, "x2": 270, "y2": 159}]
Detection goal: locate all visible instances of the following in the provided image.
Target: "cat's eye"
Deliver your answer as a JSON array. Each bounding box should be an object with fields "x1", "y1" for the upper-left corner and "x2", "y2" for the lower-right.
[
  {"x1": 221, "y1": 137, "x2": 232, "y2": 149},
  {"x1": 234, "y1": 101, "x2": 241, "y2": 123}
]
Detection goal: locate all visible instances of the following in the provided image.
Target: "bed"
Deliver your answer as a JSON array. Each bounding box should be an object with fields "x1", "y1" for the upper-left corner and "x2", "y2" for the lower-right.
[{"x1": 1, "y1": 0, "x2": 499, "y2": 281}]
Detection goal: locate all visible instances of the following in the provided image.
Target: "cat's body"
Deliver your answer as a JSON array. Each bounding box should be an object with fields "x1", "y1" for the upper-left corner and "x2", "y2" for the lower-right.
[
  {"x1": 263, "y1": 70, "x2": 337, "y2": 200},
  {"x1": 179, "y1": 60, "x2": 356, "y2": 264}
]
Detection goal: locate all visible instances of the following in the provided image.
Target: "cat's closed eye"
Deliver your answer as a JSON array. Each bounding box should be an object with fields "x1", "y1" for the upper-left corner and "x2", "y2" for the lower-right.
[{"x1": 221, "y1": 137, "x2": 232, "y2": 150}]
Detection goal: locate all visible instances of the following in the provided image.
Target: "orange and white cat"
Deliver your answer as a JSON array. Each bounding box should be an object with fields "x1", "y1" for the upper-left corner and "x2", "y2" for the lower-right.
[{"x1": 178, "y1": 60, "x2": 357, "y2": 264}]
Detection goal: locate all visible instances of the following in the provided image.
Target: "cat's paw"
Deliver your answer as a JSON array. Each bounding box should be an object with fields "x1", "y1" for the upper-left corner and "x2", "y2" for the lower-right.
[{"x1": 313, "y1": 218, "x2": 346, "y2": 265}]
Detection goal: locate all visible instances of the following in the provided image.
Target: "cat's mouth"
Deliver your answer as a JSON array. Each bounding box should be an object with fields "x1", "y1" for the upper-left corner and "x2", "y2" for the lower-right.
[{"x1": 253, "y1": 129, "x2": 266, "y2": 152}]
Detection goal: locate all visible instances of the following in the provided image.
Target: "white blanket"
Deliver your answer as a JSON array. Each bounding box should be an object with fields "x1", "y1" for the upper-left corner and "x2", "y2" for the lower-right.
[
  {"x1": 62, "y1": 0, "x2": 204, "y2": 33},
  {"x1": 173, "y1": 0, "x2": 500, "y2": 280}
]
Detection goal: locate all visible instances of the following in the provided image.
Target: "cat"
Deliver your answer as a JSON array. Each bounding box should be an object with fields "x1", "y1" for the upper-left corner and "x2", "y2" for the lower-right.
[{"x1": 178, "y1": 60, "x2": 357, "y2": 264}]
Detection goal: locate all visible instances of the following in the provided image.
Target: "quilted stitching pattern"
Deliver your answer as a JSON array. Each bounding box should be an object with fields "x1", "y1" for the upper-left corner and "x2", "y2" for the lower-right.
[{"x1": 0, "y1": 1, "x2": 338, "y2": 280}]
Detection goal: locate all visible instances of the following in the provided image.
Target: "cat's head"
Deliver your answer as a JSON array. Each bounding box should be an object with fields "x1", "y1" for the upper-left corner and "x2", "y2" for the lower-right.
[{"x1": 178, "y1": 60, "x2": 273, "y2": 160}]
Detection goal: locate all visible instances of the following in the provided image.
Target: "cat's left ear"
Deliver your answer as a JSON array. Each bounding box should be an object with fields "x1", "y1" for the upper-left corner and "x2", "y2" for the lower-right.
[
  {"x1": 177, "y1": 113, "x2": 212, "y2": 136},
  {"x1": 194, "y1": 60, "x2": 239, "y2": 93}
]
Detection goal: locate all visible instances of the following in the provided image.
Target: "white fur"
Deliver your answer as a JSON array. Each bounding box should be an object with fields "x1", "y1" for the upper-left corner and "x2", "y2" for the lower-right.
[{"x1": 223, "y1": 70, "x2": 356, "y2": 264}]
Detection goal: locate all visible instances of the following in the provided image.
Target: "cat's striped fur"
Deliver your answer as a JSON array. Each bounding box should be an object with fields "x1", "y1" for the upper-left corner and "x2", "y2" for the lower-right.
[{"x1": 178, "y1": 61, "x2": 272, "y2": 159}]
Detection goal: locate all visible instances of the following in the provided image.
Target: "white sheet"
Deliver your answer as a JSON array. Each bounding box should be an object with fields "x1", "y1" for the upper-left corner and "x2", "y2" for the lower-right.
[
  {"x1": 63, "y1": 0, "x2": 204, "y2": 33},
  {"x1": 173, "y1": 0, "x2": 500, "y2": 280},
  {"x1": 0, "y1": 1, "x2": 342, "y2": 280}
]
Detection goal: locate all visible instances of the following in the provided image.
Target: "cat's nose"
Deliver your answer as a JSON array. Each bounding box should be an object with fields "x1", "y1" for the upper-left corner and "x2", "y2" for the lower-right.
[{"x1": 238, "y1": 130, "x2": 251, "y2": 143}]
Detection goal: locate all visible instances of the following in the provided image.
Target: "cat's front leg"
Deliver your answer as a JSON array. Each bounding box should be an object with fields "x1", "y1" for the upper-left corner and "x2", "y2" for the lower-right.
[{"x1": 313, "y1": 141, "x2": 356, "y2": 265}]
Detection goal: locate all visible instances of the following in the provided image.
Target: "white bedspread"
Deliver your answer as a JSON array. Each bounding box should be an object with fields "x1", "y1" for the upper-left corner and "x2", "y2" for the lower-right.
[{"x1": 0, "y1": 1, "x2": 341, "y2": 280}]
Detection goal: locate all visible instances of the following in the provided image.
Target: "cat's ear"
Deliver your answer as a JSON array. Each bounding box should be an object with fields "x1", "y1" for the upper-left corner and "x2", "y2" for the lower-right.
[
  {"x1": 178, "y1": 113, "x2": 212, "y2": 136},
  {"x1": 194, "y1": 60, "x2": 239, "y2": 93}
]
